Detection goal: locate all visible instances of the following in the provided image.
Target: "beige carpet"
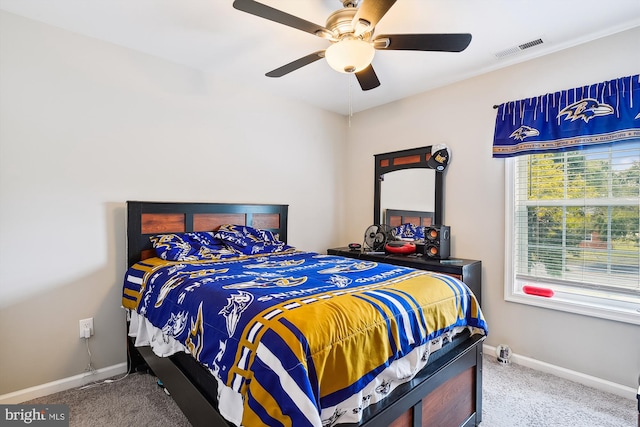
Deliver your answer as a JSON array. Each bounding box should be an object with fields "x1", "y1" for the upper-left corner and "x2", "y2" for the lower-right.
[
  {"x1": 25, "y1": 372, "x2": 190, "y2": 427},
  {"x1": 481, "y1": 355, "x2": 636, "y2": 427},
  {"x1": 24, "y1": 354, "x2": 636, "y2": 426}
]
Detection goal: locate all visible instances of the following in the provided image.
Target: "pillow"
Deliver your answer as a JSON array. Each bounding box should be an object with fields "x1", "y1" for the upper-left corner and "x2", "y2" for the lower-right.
[
  {"x1": 150, "y1": 232, "x2": 231, "y2": 261},
  {"x1": 213, "y1": 224, "x2": 294, "y2": 255},
  {"x1": 392, "y1": 223, "x2": 425, "y2": 241}
]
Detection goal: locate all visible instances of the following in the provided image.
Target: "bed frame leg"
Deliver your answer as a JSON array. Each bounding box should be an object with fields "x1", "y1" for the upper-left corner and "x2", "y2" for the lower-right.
[
  {"x1": 127, "y1": 335, "x2": 152, "y2": 374},
  {"x1": 475, "y1": 344, "x2": 483, "y2": 425}
]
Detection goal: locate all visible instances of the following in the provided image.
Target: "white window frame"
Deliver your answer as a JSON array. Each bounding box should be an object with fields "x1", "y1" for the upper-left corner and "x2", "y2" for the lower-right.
[{"x1": 504, "y1": 157, "x2": 640, "y2": 325}]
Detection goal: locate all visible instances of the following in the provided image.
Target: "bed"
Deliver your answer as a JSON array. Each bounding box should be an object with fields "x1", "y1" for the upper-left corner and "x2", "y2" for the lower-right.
[{"x1": 123, "y1": 201, "x2": 487, "y2": 427}]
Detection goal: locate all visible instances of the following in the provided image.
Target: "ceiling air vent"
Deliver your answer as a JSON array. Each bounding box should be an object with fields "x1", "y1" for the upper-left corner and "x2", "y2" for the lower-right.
[{"x1": 495, "y1": 38, "x2": 545, "y2": 58}]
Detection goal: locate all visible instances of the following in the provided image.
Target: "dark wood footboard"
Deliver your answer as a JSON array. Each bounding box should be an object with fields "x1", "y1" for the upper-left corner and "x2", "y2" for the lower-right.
[
  {"x1": 345, "y1": 333, "x2": 484, "y2": 427},
  {"x1": 128, "y1": 333, "x2": 484, "y2": 427}
]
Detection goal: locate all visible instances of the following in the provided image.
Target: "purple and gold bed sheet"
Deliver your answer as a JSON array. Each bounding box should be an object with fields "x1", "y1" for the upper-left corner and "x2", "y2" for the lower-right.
[{"x1": 123, "y1": 251, "x2": 487, "y2": 427}]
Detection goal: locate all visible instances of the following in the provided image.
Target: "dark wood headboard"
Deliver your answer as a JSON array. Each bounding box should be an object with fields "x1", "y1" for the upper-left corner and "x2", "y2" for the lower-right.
[
  {"x1": 385, "y1": 209, "x2": 434, "y2": 228},
  {"x1": 126, "y1": 201, "x2": 289, "y2": 266}
]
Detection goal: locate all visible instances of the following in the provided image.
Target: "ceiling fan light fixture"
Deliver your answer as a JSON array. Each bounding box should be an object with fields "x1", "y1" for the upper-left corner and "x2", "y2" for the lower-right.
[{"x1": 325, "y1": 38, "x2": 375, "y2": 74}]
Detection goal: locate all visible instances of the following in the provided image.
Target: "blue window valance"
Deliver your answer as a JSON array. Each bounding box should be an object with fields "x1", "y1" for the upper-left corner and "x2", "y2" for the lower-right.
[{"x1": 492, "y1": 74, "x2": 640, "y2": 158}]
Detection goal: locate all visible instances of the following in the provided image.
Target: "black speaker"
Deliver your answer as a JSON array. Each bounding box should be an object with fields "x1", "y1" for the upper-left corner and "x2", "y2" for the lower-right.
[{"x1": 424, "y1": 225, "x2": 450, "y2": 259}]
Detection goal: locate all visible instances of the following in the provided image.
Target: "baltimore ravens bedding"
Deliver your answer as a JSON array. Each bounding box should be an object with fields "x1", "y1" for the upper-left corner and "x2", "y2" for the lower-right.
[{"x1": 123, "y1": 234, "x2": 487, "y2": 427}]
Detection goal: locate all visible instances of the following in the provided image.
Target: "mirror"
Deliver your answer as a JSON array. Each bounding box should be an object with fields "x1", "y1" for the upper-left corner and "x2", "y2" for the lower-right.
[
  {"x1": 380, "y1": 169, "x2": 436, "y2": 214},
  {"x1": 373, "y1": 146, "x2": 446, "y2": 226}
]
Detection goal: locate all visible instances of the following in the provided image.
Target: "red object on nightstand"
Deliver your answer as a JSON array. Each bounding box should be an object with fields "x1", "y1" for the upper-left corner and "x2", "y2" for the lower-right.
[{"x1": 385, "y1": 241, "x2": 416, "y2": 254}]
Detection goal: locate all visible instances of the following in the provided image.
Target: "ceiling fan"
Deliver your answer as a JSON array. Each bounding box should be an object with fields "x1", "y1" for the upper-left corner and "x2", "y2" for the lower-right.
[{"x1": 232, "y1": 0, "x2": 472, "y2": 91}]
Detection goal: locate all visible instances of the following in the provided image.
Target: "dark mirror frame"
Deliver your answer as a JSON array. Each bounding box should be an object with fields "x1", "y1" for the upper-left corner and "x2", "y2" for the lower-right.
[{"x1": 374, "y1": 146, "x2": 444, "y2": 226}]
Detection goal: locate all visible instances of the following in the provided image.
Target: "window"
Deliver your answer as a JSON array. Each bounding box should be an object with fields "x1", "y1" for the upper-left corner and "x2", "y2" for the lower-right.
[{"x1": 505, "y1": 140, "x2": 640, "y2": 324}]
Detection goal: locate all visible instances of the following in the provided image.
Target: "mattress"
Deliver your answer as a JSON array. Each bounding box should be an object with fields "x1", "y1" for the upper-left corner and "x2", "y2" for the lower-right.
[{"x1": 123, "y1": 250, "x2": 487, "y2": 427}]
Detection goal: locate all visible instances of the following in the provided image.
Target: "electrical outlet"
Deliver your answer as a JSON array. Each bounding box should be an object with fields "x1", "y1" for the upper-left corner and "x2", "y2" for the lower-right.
[{"x1": 79, "y1": 318, "x2": 94, "y2": 338}]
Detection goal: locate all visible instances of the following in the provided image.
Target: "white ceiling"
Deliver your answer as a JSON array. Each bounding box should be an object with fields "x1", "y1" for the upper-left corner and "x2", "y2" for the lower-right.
[{"x1": 2, "y1": 0, "x2": 639, "y2": 115}]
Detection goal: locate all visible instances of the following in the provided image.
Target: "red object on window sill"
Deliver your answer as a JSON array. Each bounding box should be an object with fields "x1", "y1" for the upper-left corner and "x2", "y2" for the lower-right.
[{"x1": 523, "y1": 285, "x2": 554, "y2": 298}]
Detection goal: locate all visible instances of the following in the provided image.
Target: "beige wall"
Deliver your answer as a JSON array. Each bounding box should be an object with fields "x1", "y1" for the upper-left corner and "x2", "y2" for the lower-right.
[
  {"x1": 345, "y1": 27, "x2": 640, "y2": 389},
  {"x1": 0, "y1": 12, "x2": 346, "y2": 395}
]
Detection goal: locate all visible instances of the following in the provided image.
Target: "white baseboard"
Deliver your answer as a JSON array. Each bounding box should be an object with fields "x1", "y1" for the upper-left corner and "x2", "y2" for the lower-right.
[
  {"x1": 0, "y1": 363, "x2": 128, "y2": 404},
  {"x1": 483, "y1": 344, "x2": 636, "y2": 401}
]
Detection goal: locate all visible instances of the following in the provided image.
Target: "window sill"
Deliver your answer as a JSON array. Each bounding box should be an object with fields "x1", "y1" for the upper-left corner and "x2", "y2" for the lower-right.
[{"x1": 505, "y1": 288, "x2": 640, "y2": 326}]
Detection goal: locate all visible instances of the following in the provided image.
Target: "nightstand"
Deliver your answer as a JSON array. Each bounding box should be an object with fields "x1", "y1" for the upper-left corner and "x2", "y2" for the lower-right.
[{"x1": 327, "y1": 247, "x2": 482, "y2": 307}]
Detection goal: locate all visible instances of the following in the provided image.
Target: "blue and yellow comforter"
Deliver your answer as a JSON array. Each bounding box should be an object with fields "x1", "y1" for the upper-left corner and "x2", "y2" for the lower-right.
[{"x1": 123, "y1": 251, "x2": 487, "y2": 427}]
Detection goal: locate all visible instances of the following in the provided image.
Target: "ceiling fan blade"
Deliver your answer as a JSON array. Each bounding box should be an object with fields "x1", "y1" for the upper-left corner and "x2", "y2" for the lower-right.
[
  {"x1": 352, "y1": 0, "x2": 397, "y2": 36},
  {"x1": 375, "y1": 33, "x2": 472, "y2": 52},
  {"x1": 233, "y1": 0, "x2": 330, "y2": 38},
  {"x1": 266, "y1": 51, "x2": 325, "y2": 78},
  {"x1": 355, "y1": 65, "x2": 380, "y2": 91}
]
